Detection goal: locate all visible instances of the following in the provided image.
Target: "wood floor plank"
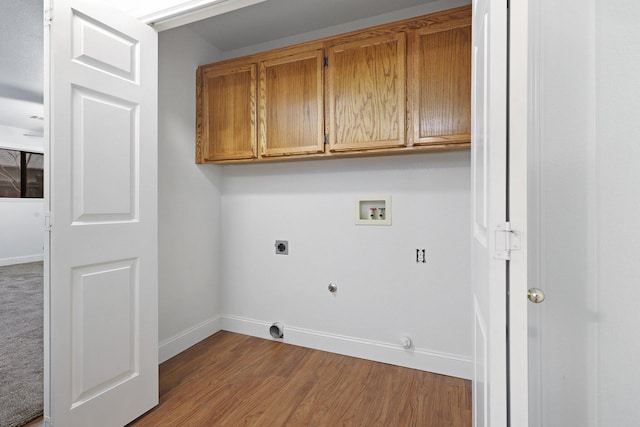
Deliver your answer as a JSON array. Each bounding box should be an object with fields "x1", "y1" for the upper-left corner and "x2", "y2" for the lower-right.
[{"x1": 129, "y1": 331, "x2": 471, "y2": 426}]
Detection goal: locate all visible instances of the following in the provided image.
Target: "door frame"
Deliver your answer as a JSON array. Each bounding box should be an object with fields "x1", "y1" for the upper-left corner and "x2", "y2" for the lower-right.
[{"x1": 506, "y1": 0, "x2": 531, "y2": 425}]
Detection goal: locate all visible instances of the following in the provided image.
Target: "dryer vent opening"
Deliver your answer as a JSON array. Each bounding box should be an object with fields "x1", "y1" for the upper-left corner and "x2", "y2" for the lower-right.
[{"x1": 269, "y1": 322, "x2": 284, "y2": 339}]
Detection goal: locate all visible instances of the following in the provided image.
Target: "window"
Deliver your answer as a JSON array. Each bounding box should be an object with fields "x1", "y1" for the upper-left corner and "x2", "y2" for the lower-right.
[{"x1": 0, "y1": 148, "x2": 44, "y2": 198}]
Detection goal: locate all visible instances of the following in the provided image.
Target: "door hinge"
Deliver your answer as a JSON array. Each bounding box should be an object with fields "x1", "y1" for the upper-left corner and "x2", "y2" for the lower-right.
[
  {"x1": 324, "y1": 134, "x2": 328, "y2": 144},
  {"x1": 44, "y1": 211, "x2": 54, "y2": 232},
  {"x1": 324, "y1": 56, "x2": 328, "y2": 67},
  {"x1": 494, "y1": 222, "x2": 521, "y2": 260}
]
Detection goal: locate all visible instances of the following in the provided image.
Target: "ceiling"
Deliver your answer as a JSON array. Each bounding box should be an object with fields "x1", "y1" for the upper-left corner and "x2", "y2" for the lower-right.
[
  {"x1": 0, "y1": 0, "x2": 43, "y2": 132},
  {"x1": 0, "y1": 0, "x2": 449, "y2": 133},
  {"x1": 185, "y1": 0, "x2": 442, "y2": 51}
]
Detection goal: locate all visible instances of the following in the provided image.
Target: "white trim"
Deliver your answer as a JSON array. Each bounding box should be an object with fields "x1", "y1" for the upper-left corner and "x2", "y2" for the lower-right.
[
  {"x1": 158, "y1": 316, "x2": 222, "y2": 363},
  {"x1": 508, "y1": 0, "x2": 530, "y2": 425},
  {"x1": 0, "y1": 254, "x2": 44, "y2": 267},
  {"x1": 142, "y1": 0, "x2": 268, "y2": 32},
  {"x1": 221, "y1": 314, "x2": 472, "y2": 380},
  {"x1": 526, "y1": 0, "x2": 543, "y2": 424},
  {"x1": 0, "y1": 198, "x2": 44, "y2": 203},
  {"x1": 0, "y1": 144, "x2": 45, "y2": 153}
]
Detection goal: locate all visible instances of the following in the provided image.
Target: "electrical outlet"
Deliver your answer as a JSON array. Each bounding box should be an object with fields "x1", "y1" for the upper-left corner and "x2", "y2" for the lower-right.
[
  {"x1": 275, "y1": 240, "x2": 288, "y2": 255},
  {"x1": 416, "y1": 249, "x2": 426, "y2": 263}
]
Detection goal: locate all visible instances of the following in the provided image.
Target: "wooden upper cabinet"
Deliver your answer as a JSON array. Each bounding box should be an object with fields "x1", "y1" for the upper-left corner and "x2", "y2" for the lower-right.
[
  {"x1": 408, "y1": 19, "x2": 471, "y2": 146},
  {"x1": 259, "y1": 49, "x2": 325, "y2": 157},
  {"x1": 196, "y1": 63, "x2": 257, "y2": 162},
  {"x1": 327, "y1": 33, "x2": 406, "y2": 152},
  {"x1": 195, "y1": 5, "x2": 472, "y2": 164}
]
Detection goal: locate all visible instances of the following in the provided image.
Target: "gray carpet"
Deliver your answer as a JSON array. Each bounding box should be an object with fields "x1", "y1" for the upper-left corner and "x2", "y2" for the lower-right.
[{"x1": 0, "y1": 262, "x2": 43, "y2": 427}]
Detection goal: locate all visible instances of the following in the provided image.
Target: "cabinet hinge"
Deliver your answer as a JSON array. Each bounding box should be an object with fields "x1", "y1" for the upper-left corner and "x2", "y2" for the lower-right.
[
  {"x1": 323, "y1": 56, "x2": 328, "y2": 67},
  {"x1": 494, "y1": 222, "x2": 521, "y2": 260},
  {"x1": 324, "y1": 134, "x2": 328, "y2": 144},
  {"x1": 44, "y1": 211, "x2": 54, "y2": 232},
  {"x1": 44, "y1": 0, "x2": 53, "y2": 26}
]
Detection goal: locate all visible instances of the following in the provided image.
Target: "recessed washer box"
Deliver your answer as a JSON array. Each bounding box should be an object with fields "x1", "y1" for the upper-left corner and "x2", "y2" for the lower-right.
[{"x1": 355, "y1": 195, "x2": 391, "y2": 225}]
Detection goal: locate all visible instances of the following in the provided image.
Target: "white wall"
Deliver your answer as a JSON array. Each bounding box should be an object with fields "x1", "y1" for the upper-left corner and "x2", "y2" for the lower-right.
[
  {"x1": 157, "y1": 1, "x2": 474, "y2": 377},
  {"x1": 0, "y1": 199, "x2": 43, "y2": 266},
  {"x1": 216, "y1": 0, "x2": 472, "y2": 379},
  {"x1": 221, "y1": 153, "x2": 472, "y2": 377},
  {"x1": 530, "y1": 0, "x2": 640, "y2": 425},
  {"x1": 533, "y1": 1, "x2": 596, "y2": 424},
  {"x1": 157, "y1": 26, "x2": 224, "y2": 361},
  {"x1": 595, "y1": 0, "x2": 640, "y2": 424},
  {"x1": 0, "y1": 125, "x2": 44, "y2": 266}
]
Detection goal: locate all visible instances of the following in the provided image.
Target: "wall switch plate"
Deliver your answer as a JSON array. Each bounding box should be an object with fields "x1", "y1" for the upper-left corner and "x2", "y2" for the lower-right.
[
  {"x1": 416, "y1": 249, "x2": 426, "y2": 263},
  {"x1": 275, "y1": 240, "x2": 288, "y2": 255}
]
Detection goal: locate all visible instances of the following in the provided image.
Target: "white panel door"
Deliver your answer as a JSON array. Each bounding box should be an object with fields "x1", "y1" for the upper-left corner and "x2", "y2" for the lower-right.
[
  {"x1": 45, "y1": 0, "x2": 158, "y2": 425},
  {"x1": 471, "y1": 0, "x2": 508, "y2": 426}
]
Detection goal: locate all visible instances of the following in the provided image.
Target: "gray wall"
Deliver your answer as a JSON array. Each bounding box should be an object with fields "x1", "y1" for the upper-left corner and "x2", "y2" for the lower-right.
[
  {"x1": 530, "y1": 0, "x2": 640, "y2": 425},
  {"x1": 157, "y1": 26, "x2": 223, "y2": 359}
]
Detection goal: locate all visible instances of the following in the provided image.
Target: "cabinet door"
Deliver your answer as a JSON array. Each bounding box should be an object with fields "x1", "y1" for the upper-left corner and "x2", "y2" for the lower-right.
[
  {"x1": 409, "y1": 21, "x2": 471, "y2": 146},
  {"x1": 197, "y1": 63, "x2": 257, "y2": 161},
  {"x1": 259, "y1": 49, "x2": 324, "y2": 157},
  {"x1": 327, "y1": 33, "x2": 406, "y2": 152}
]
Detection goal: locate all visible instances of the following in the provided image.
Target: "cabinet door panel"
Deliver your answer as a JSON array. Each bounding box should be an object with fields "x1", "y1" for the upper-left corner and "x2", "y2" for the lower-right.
[
  {"x1": 259, "y1": 50, "x2": 324, "y2": 157},
  {"x1": 327, "y1": 33, "x2": 406, "y2": 152},
  {"x1": 201, "y1": 64, "x2": 257, "y2": 161},
  {"x1": 410, "y1": 23, "x2": 471, "y2": 146}
]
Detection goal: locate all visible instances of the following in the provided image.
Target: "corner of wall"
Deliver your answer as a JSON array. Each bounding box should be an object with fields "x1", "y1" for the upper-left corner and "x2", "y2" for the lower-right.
[
  {"x1": 158, "y1": 315, "x2": 223, "y2": 363},
  {"x1": 157, "y1": 24, "x2": 225, "y2": 352}
]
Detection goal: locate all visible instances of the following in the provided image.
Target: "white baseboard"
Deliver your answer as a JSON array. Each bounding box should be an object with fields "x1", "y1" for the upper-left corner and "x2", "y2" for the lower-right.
[
  {"x1": 221, "y1": 314, "x2": 472, "y2": 380},
  {"x1": 0, "y1": 254, "x2": 44, "y2": 267},
  {"x1": 158, "y1": 316, "x2": 222, "y2": 363}
]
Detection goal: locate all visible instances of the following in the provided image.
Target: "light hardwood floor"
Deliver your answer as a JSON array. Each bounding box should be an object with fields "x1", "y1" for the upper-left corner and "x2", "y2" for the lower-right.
[{"x1": 27, "y1": 331, "x2": 472, "y2": 426}]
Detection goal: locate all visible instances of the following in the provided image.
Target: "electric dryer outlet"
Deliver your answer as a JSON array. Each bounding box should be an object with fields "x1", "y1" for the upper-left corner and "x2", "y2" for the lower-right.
[{"x1": 275, "y1": 240, "x2": 288, "y2": 255}]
